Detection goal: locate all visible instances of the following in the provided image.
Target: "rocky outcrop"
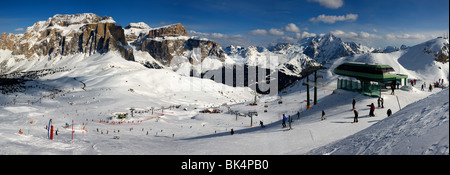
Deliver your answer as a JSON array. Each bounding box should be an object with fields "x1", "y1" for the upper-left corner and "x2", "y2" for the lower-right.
[
  {"x1": 0, "y1": 33, "x2": 15, "y2": 51},
  {"x1": 0, "y1": 13, "x2": 134, "y2": 61},
  {"x1": 147, "y1": 23, "x2": 187, "y2": 38},
  {"x1": 133, "y1": 23, "x2": 226, "y2": 67}
]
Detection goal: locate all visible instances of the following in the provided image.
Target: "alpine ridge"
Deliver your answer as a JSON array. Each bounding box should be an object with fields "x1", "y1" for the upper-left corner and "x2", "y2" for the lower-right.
[{"x1": 0, "y1": 13, "x2": 134, "y2": 61}]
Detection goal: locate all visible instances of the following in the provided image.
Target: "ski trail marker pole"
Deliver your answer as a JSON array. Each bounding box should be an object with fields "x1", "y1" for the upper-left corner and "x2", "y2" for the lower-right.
[{"x1": 72, "y1": 120, "x2": 74, "y2": 141}]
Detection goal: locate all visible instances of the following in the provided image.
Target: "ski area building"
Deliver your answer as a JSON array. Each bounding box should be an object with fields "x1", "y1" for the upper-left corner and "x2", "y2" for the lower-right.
[{"x1": 333, "y1": 62, "x2": 408, "y2": 97}]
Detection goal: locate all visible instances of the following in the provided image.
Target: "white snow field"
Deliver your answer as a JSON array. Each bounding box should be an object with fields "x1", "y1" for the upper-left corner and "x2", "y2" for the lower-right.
[
  {"x1": 308, "y1": 89, "x2": 449, "y2": 155},
  {"x1": 0, "y1": 38, "x2": 448, "y2": 155}
]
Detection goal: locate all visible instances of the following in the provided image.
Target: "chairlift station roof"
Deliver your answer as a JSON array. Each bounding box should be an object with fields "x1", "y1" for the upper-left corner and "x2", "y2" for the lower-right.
[{"x1": 333, "y1": 62, "x2": 407, "y2": 82}]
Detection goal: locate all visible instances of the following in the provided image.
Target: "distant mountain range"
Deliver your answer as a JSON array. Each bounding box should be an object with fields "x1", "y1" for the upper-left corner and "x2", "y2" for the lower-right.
[{"x1": 1, "y1": 13, "x2": 448, "y2": 92}]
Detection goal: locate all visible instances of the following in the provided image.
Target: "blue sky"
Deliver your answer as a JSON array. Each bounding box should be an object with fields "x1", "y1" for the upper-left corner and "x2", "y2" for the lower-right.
[{"x1": 0, "y1": 0, "x2": 448, "y2": 48}]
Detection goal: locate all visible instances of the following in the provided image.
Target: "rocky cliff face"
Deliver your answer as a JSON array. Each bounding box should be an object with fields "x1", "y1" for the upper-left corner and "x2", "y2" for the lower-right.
[
  {"x1": 147, "y1": 23, "x2": 188, "y2": 38},
  {"x1": 0, "y1": 13, "x2": 134, "y2": 61},
  {"x1": 131, "y1": 23, "x2": 226, "y2": 67},
  {"x1": 1, "y1": 13, "x2": 228, "y2": 70}
]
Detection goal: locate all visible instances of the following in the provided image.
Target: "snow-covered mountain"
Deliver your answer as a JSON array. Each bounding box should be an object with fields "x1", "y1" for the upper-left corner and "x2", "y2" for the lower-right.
[
  {"x1": 0, "y1": 13, "x2": 232, "y2": 75},
  {"x1": 0, "y1": 13, "x2": 133, "y2": 61},
  {"x1": 295, "y1": 33, "x2": 372, "y2": 64},
  {"x1": 224, "y1": 33, "x2": 376, "y2": 77}
]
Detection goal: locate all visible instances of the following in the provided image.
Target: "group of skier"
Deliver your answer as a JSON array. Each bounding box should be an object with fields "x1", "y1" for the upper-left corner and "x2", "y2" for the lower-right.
[
  {"x1": 418, "y1": 79, "x2": 445, "y2": 91},
  {"x1": 351, "y1": 97, "x2": 393, "y2": 123}
]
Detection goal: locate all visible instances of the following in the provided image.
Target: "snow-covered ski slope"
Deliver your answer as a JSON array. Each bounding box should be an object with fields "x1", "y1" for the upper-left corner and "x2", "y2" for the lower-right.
[
  {"x1": 308, "y1": 89, "x2": 449, "y2": 155},
  {"x1": 0, "y1": 38, "x2": 448, "y2": 155}
]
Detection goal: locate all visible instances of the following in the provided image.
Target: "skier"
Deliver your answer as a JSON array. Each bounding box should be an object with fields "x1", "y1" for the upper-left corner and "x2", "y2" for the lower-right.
[
  {"x1": 321, "y1": 110, "x2": 326, "y2": 120},
  {"x1": 381, "y1": 97, "x2": 384, "y2": 108},
  {"x1": 391, "y1": 85, "x2": 395, "y2": 95},
  {"x1": 352, "y1": 98, "x2": 356, "y2": 110},
  {"x1": 282, "y1": 114, "x2": 287, "y2": 128},
  {"x1": 260, "y1": 121, "x2": 265, "y2": 128},
  {"x1": 230, "y1": 129, "x2": 234, "y2": 135},
  {"x1": 387, "y1": 109, "x2": 392, "y2": 117},
  {"x1": 429, "y1": 84, "x2": 433, "y2": 92},
  {"x1": 367, "y1": 103, "x2": 375, "y2": 117},
  {"x1": 353, "y1": 110, "x2": 359, "y2": 123},
  {"x1": 421, "y1": 84, "x2": 424, "y2": 91},
  {"x1": 377, "y1": 97, "x2": 381, "y2": 108}
]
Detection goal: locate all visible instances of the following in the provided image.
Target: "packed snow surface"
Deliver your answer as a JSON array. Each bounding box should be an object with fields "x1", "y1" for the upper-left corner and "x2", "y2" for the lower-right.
[{"x1": 309, "y1": 89, "x2": 449, "y2": 155}]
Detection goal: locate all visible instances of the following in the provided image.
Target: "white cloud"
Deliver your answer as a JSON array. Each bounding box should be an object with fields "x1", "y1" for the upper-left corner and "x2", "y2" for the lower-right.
[
  {"x1": 330, "y1": 30, "x2": 381, "y2": 40},
  {"x1": 307, "y1": 0, "x2": 344, "y2": 9},
  {"x1": 14, "y1": 28, "x2": 24, "y2": 31},
  {"x1": 309, "y1": 14, "x2": 358, "y2": 24},
  {"x1": 269, "y1": 28, "x2": 285, "y2": 35},
  {"x1": 278, "y1": 31, "x2": 318, "y2": 43},
  {"x1": 248, "y1": 29, "x2": 268, "y2": 36},
  {"x1": 285, "y1": 23, "x2": 301, "y2": 33},
  {"x1": 384, "y1": 33, "x2": 426, "y2": 40},
  {"x1": 359, "y1": 32, "x2": 372, "y2": 39},
  {"x1": 300, "y1": 31, "x2": 317, "y2": 38},
  {"x1": 189, "y1": 30, "x2": 245, "y2": 39}
]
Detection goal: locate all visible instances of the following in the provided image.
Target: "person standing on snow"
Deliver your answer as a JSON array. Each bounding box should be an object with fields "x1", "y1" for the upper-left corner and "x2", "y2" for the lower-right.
[
  {"x1": 282, "y1": 114, "x2": 287, "y2": 128},
  {"x1": 321, "y1": 110, "x2": 326, "y2": 120},
  {"x1": 353, "y1": 110, "x2": 359, "y2": 123},
  {"x1": 352, "y1": 98, "x2": 356, "y2": 110},
  {"x1": 387, "y1": 109, "x2": 392, "y2": 117},
  {"x1": 391, "y1": 84, "x2": 395, "y2": 95},
  {"x1": 367, "y1": 103, "x2": 375, "y2": 117}
]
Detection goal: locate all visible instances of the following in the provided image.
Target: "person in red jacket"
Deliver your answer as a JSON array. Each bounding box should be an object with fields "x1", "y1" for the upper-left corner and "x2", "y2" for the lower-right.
[{"x1": 367, "y1": 103, "x2": 375, "y2": 117}]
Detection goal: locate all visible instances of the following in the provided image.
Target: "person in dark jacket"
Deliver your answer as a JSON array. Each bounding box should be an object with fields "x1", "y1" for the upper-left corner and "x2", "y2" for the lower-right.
[
  {"x1": 353, "y1": 110, "x2": 359, "y2": 123},
  {"x1": 230, "y1": 129, "x2": 234, "y2": 135},
  {"x1": 352, "y1": 98, "x2": 356, "y2": 110},
  {"x1": 387, "y1": 109, "x2": 392, "y2": 117},
  {"x1": 321, "y1": 110, "x2": 326, "y2": 120}
]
